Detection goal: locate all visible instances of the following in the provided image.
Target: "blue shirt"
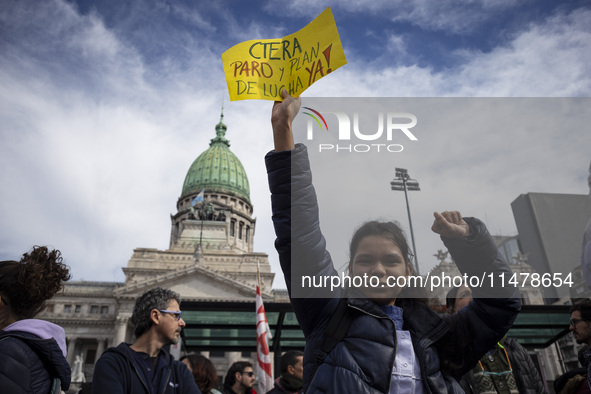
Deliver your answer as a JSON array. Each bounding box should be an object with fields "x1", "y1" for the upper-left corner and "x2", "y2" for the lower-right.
[{"x1": 381, "y1": 304, "x2": 425, "y2": 394}]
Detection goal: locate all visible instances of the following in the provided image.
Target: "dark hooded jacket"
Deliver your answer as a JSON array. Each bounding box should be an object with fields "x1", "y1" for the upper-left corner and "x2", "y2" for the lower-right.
[
  {"x1": 222, "y1": 384, "x2": 255, "y2": 394},
  {"x1": 265, "y1": 144, "x2": 521, "y2": 393},
  {"x1": 0, "y1": 319, "x2": 71, "y2": 393},
  {"x1": 503, "y1": 337, "x2": 546, "y2": 393},
  {"x1": 91, "y1": 342, "x2": 200, "y2": 394},
  {"x1": 266, "y1": 374, "x2": 304, "y2": 394}
]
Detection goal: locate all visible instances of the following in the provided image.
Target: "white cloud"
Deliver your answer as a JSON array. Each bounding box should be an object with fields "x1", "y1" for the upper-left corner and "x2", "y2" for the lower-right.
[
  {"x1": 0, "y1": 0, "x2": 289, "y2": 285},
  {"x1": 303, "y1": 7, "x2": 591, "y2": 98},
  {"x1": 263, "y1": 0, "x2": 518, "y2": 34},
  {"x1": 452, "y1": 9, "x2": 591, "y2": 96},
  {"x1": 385, "y1": 34, "x2": 407, "y2": 58}
]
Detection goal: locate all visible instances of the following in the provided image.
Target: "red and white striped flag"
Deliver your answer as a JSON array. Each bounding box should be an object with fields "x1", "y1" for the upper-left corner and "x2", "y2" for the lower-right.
[{"x1": 256, "y1": 267, "x2": 273, "y2": 393}]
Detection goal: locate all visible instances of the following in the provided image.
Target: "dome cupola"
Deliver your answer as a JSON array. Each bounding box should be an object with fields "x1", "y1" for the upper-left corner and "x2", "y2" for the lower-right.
[{"x1": 180, "y1": 113, "x2": 250, "y2": 204}]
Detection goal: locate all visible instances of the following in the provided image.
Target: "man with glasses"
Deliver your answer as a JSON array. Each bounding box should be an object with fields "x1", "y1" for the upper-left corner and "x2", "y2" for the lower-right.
[
  {"x1": 555, "y1": 299, "x2": 591, "y2": 393},
  {"x1": 92, "y1": 287, "x2": 201, "y2": 393},
  {"x1": 223, "y1": 361, "x2": 256, "y2": 394},
  {"x1": 570, "y1": 301, "x2": 591, "y2": 346}
]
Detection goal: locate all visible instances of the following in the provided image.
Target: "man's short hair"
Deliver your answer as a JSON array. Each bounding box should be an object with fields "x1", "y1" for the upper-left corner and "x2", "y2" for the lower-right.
[
  {"x1": 131, "y1": 287, "x2": 180, "y2": 338},
  {"x1": 224, "y1": 361, "x2": 252, "y2": 387},
  {"x1": 570, "y1": 299, "x2": 591, "y2": 321},
  {"x1": 280, "y1": 350, "x2": 304, "y2": 374}
]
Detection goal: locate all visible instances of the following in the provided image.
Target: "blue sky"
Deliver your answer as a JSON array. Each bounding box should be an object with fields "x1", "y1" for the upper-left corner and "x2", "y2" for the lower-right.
[{"x1": 1, "y1": 0, "x2": 590, "y2": 288}]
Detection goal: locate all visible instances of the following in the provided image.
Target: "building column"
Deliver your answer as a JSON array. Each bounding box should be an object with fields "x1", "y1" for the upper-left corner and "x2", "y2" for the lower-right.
[
  {"x1": 66, "y1": 337, "x2": 77, "y2": 366},
  {"x1": 96, "y1": 337, "x2": 106, "y2": 361},
  {"x1": 114, "y1": 315, "x2": 129, "y2": 345}
]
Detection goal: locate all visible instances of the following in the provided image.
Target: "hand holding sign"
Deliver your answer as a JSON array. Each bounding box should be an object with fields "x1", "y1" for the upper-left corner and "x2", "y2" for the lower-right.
[{"x1": 222, "y1": 7, "x2": 347, "y2": 101}]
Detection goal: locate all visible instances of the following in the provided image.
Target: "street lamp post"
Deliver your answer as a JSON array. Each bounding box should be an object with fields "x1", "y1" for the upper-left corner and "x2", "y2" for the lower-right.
[{"x1": 390, "y1": 168, "x2": 421, "y2": 275}]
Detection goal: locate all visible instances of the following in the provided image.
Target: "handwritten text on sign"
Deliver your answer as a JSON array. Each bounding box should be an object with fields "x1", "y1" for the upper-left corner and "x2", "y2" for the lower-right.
[{"x1": 222, "y1": 7, "x2": 347, "y2": 101}]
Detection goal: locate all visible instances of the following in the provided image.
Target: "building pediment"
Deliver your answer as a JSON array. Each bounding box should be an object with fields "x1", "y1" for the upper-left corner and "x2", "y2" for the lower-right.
[{"x1": 114, "y1": 263, "x2": 273, "y2": 302}]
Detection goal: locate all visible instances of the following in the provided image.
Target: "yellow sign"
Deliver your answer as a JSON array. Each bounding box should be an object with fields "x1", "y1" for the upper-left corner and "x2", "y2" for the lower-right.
[{"x1": 222, "y1": 7, "x2": 347, "y2": 101}]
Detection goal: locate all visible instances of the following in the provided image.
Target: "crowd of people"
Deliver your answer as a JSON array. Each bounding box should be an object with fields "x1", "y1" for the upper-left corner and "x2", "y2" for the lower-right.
[
  {"x1": 2, "y1": 245, "x2": 590, "y2": 394},
  {"x1": 1, "y1": 94, "x2": 590, "y2": 394},
  {"x1": 3, "y1": 246, "x2": 588, "y2": 394}
]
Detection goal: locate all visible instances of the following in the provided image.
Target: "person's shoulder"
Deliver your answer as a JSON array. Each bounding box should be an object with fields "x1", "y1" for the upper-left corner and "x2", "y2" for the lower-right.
[
  {"x1": 163, "y1": 351, "x2": 191, "y2": 376},
  {"x1": 503, "y1": 336, "x2": 527, "y2": 353},
  {"x1": 0, "y1": 332, "x2": 36, "y2": 355},
  {"x1": 0, "y1": 329, "x2": 38, "y2": 341},
  {"x1": 108, "y1": 342, "x2": 131, "y2": 352},
  {"x1": 96, "y1": 343, "x2": 132, "y2": 363},
  {"x1": 0, "y1": 330, "x2": 48, "y2": 357},
  {"x1": 154, "y1": 346, "x2": 177, "y2": 365},
  {"x1": 171, "y1": 357, "x2": 189, "y2": 372},
  {"x1": 0, "y1": 332, "x2": 47, "y2": 376}
]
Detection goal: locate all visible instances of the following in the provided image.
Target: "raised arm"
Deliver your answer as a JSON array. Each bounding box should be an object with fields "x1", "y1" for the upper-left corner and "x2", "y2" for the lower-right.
[
  {"x1": 266, "y1": 91, "x2": 340, "y2": 337},
  {"x1": 433, "y1": 211, "x2": 521, "y2": 376},
  {"x1": 271, "y1": 89, "x2": 301, "y2": 152}
]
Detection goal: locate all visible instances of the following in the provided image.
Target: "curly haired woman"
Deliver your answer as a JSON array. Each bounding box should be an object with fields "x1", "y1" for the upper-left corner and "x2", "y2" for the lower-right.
[{"x1": 0, "y1": 246, "x2": 72, "y2": 393}]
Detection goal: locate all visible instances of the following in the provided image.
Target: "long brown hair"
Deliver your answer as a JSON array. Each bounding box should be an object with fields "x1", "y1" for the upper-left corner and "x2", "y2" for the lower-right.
[{"x1": 181, "y1": 354, "x2": 219, "y2": 393}]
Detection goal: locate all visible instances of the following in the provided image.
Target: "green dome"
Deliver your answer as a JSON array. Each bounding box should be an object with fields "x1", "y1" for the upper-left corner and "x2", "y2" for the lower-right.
[{"x1": 181, "y1": 115, "x2": 250, "y2": 203}]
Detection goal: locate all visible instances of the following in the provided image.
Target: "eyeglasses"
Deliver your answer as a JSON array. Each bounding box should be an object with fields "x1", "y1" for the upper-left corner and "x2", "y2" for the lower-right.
[
  {"x1": 242, "y1": 371, "x2": 255, "y2": 377},
  {"x1": 570, "y1": 318, "x2": 585, "y2": 327},
  {"x1": 158, "y1": 310, "x2": 182, "y2": 321}
]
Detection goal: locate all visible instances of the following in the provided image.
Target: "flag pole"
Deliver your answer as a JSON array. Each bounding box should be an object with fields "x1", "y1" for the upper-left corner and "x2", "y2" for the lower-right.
[
  {"x1": 257, "y1": 260, "x2": 261, "y2": 289},
  {"x1": 256, "y1": 260, "x2": 273, "y2": 392}
]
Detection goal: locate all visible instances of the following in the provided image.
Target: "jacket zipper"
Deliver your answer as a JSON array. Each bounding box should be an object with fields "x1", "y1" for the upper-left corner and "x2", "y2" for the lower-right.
[
  {"x1": 130, "y1": 362, "x2": 151, "y2": 393},
  {"x1": 161, "y1": 367, "x2": 172, "y2": 394},
  {"x1": 347, "y1": 304, "x2": 398, "y2": 392},
  {"x1": 414, "y1": 319, "x2": 449, "y2": 394}
]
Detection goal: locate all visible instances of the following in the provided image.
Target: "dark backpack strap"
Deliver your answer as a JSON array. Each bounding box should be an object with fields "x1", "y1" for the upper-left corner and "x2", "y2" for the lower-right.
[{"x1": 314, "y1": 298, "x2": 354, "y2": 369}]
